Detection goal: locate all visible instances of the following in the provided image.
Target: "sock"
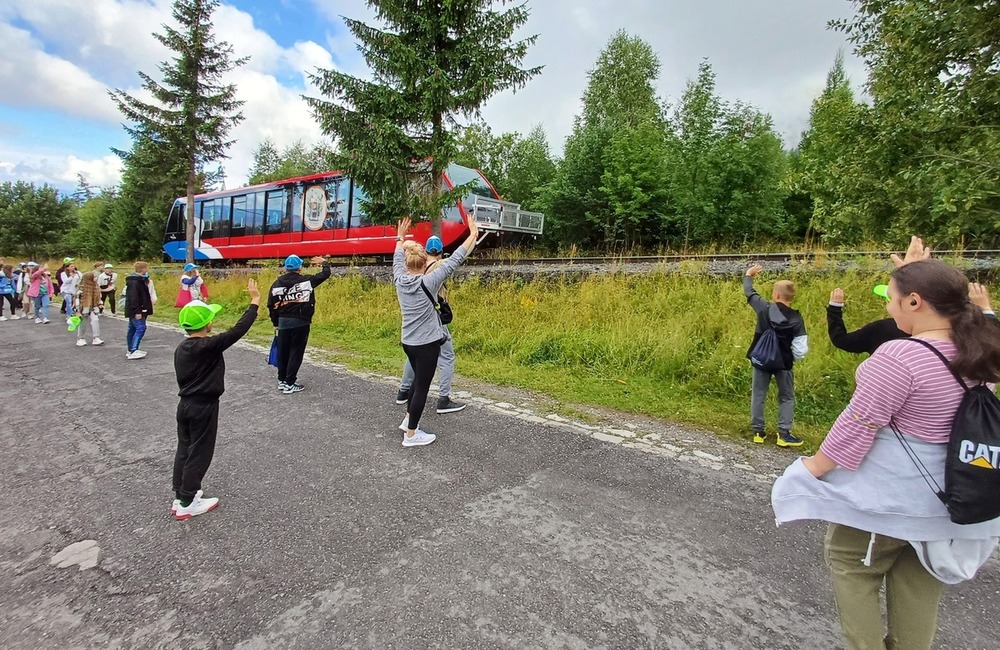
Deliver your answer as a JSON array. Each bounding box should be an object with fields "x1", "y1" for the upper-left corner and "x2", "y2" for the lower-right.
[{"x1": 179, "y1": 498, "x2": 193, "y2": 508}]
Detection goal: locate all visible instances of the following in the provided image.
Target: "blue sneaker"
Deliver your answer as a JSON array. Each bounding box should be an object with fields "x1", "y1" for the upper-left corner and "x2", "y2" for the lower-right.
[{"x1": 777, "y1": 432, "x2": 804, "y2": 448}]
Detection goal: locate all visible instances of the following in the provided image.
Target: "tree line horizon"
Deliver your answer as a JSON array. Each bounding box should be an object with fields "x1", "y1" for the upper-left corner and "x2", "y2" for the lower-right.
[{"x1": 0, "y1": 0, "x2": 995, "y2": 262}]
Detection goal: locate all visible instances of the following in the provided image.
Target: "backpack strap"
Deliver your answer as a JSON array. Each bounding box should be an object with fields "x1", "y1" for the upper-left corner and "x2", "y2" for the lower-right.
[
  {"x1": 902, "y1": 337, "x2": 970, "y2": 393},
  {"x1": 419, "y1": 279, "x2": 438, "y2": 308}
]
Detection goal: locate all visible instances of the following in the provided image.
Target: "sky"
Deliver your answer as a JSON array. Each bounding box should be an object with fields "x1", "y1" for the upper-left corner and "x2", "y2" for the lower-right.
[{"x1": 0, "y1": 0, "x2": 867, "y2": 194}]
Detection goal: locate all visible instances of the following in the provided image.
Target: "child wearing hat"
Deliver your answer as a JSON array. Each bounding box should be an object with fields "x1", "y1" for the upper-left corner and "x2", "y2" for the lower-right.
[
  {"x1": 176, "y1": 263, "x2": 207, "y2": 307},
  {"x1": 171, "y1": 278, "x2": 261, "y2": 520},
  {"x1": 266, "y1": 254, "x2": 330, "y2": 394}
]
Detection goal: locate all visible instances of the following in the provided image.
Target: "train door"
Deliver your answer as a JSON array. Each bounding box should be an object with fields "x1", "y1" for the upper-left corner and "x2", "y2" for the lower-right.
[{"x1": 300, "y1": 177, "x2": 348, "y2": 246}]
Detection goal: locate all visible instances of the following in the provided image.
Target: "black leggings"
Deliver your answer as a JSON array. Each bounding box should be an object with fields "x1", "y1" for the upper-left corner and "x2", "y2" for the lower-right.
[
  {"x1": 402, "y1": 340, "x2": 442, "y2": 430},
  {"x1": 1, "y1": 294, "x2": 16, "y2": 316},
  {"x1": 101, "y1": 290, "x2": 116, "y2": 313}
]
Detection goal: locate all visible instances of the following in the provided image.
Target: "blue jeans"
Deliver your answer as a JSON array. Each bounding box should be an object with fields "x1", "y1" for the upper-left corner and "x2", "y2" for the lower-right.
[
  {"x1": 33, "y1": 295, "x2": 49, "y2": 321},
  {"x1": 61, "y1": 292, "x2": 76, "y2": 317},
  {"x1": 127, "y1": 316, "x2": 147, "y2": 353}
]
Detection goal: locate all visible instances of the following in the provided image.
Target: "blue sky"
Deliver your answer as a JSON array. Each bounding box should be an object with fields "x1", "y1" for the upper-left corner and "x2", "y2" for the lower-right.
[{"x1": 0, "y1": 0, "x2": 863, "y2": 193}]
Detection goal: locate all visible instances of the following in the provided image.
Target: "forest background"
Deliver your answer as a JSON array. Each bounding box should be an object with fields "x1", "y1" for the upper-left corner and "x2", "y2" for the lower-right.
[{"x1": 1, "y1": 1, "x2": 997, "y2": 260}]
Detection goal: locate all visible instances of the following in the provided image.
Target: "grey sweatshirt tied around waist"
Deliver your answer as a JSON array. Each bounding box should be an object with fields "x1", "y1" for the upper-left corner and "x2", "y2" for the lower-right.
[{"x1": 394, "y1": 245, "x2": 467, "y2": 346}]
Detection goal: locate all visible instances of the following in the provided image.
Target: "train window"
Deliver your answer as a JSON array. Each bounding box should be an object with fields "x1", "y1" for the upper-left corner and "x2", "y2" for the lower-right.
[
  {"x1": 290, "y1": 186, "x2": 304, "y2": 232},
  {"x1": 446, "y1": 163, "x2": 495, "y2": 223},
  {"x1": 200, "y1": 200, "x2": 215, "y2": 239},
  {"x1": 325, "y1": 178, "x2": 348, "y2": 229},
  {"x1": 232, "y1": 196, "x2": 247, "y2": 230},
  {"x1": 215, "y1": 197, "x2": 231, "y2": 236},
  {"x1": 265, "y1": 190, "x2": 287, "y2": 234},
  {"x1": 349, "y1": 182, "x2": 373, "y2": 228},
  {"x1": 166, "y1": 201, "x2": 185, "y2": 235},
  {"x1": 250, "y1": 192, "x2": 265, "y2": 234}
]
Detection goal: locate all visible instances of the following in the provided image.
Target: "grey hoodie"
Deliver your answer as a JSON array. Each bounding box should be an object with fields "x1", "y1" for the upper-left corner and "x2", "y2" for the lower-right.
[{"x1": 394, "y1": 245, "x2": 468, "y2": 346}]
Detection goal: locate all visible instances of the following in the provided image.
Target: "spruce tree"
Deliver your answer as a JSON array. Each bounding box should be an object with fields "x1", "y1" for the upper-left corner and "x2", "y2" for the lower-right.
[
  {"x1": 110, "y1": 0, "x2": 246, "y2": 263},
  {"x1": 307, "y1": 0, "x2": 541, "y2": 232}
]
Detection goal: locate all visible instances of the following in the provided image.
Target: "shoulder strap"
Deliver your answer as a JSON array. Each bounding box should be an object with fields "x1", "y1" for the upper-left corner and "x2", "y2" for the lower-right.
[
  {"x1": 903, "y1": 337, "x2": 970, "y2": 393},
  {"x1": 418, "y1": 279, "x2": 438, "y2": 308}
]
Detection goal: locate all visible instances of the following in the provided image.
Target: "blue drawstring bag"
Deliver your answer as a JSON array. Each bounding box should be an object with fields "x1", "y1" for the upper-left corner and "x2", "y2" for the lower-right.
[{"x1": 267, "y1": 336, "x2": 278, "y2": 367}]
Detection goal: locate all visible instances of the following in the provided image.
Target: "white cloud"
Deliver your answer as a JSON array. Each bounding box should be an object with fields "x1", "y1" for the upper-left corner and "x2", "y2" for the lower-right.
[
  {"x1": 0, "y1": 23, "x2": 120, "y2": 122},
  {"x1": 0, "y1": 152, "x2": 123, "y2": 189}
]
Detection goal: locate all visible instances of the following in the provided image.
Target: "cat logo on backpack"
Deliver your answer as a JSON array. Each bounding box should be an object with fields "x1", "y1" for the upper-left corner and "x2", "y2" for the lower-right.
[{"x1": 959, "y1": 441, "x2": 1000, "y2": 470}]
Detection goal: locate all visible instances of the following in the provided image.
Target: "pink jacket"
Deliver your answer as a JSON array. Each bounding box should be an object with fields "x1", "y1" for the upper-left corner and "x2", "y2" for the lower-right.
[{"x1": 26, "y1": 269, "x2": 54, "y2": 299}]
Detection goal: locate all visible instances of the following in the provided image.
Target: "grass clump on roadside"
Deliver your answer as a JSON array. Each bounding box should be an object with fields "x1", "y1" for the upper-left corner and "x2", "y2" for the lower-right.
[{"x1": 142, "y1": 260, "x2": 951, "y2": 450}]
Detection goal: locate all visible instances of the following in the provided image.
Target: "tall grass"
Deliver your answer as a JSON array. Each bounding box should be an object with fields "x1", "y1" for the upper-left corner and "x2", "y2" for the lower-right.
[{"x1": 141, "y1": 261, "x2": 955, "y2": 449}]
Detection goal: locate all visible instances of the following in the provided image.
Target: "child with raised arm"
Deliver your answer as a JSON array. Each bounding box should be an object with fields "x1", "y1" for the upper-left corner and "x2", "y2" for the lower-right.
[
  {"x1": 744, "y1": 264, "x2": 808, "y2": 447},
  {"x1": 171, "y1": 278, "x2": 261, "y2": 521}
]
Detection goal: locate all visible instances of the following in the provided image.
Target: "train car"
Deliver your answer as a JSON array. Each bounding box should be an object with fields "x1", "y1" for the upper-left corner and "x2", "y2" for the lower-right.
[{"x1": 162, "y1": 163, "x2": 544, "y2": 262}]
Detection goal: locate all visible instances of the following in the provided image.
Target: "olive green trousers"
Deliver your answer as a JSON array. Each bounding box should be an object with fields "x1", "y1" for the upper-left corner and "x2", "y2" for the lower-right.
[{"x1": 824, "y1": 524, "x2": 945, "y2": 650}]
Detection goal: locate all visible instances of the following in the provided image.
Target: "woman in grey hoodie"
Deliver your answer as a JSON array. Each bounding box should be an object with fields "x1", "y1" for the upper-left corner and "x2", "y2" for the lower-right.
[{"x1": 393, "y1": 216, "x2": 478, "y2": 447}]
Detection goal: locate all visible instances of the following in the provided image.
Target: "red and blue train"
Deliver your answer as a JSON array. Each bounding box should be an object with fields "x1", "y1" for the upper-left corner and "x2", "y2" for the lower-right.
[{"x1": 162, "y1": 163, "x2": 544, "y2": 262}]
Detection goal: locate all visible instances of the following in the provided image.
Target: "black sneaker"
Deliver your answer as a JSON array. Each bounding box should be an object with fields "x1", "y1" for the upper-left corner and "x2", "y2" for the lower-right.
[
  {"x1": 777, "y1": 431, "x2": 804, "y2": 448},
  {"x1": 395, "y1": 389, "x2": 410, "y2": 405},
  {"x1": 282, "y1": 383, "x2": 305, "y2": 395},
  {"x1": 436, "y1": 396, "x2": 467, "y2": 414}
]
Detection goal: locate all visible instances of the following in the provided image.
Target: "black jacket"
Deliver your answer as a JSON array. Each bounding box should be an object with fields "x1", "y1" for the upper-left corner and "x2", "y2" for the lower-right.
[
  {"x1": 267, "y1": 262, "x2": 331, "y2": 326},
  {"x1": 175, "y1": 305, "x2": 259, "y2": 400},
  {"x1": 124, "y1": 273, "x2": 153, "y2": 318},
  {"x1": 744, "y1": 276, "x2": 807, "y2": 370},
  {"x1": 826, "y1": 306, "x2": 905, "y2": 356}
]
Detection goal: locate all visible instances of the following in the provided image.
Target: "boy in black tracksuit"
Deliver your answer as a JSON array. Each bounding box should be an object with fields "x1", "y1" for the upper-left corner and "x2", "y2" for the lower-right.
[
  {"x1": 171, "y1": 279, "x2": 260, "y2": 521},
  {"x1": 744, "y1": 265, "x2": 808, "y2": 447},
  {"x1": 266, "y1": 255, "x2": 330, "y2": 394}
]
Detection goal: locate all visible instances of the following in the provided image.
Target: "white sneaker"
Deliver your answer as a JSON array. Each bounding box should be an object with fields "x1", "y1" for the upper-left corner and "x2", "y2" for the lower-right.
[
  {"x1": 399, "y1": 415, "x2": 409, "y2": 432},
  {"x1": 126, "y1": 350, "x2": 147, "y2": 360},
  {"x1": 42, "y1": 318, "x2": 50, "y2": 324},
  {"x1": 0, "y1": 317, "x2": 7, "y2": 322},
  {"x1": 9, "y1": 315, "x2": 20, "y2": 320},
  {"x1": 92, "y1": 338, "x2": 104, "y2": 346},
  {"x1": 402, "y1": 429, "x2": 436, "y2": 447},
  {"x1": 34, "y1": 318, "x2": 42, "y2": 324},
  {"x1": 174, "y1": 494, "x2": 219, "y2": 521},
  {"x1": 76, "y1": 339, "x2": 87, "y2": 347},
  {"x1": 171, "y1": 490, "x2": 202, "y2": 514}
]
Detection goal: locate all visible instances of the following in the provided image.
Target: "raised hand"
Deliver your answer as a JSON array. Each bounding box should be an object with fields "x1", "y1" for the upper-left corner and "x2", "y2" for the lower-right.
[
  {"x1": 891, "y1": 236, "x2": 931, "y2": 268},
  {"x1": 969, "y1": 282, "x2": 993, "y2": 312},
  {"x1": 397, "y1": 217, "x2": 412, "y2": 239},
  {"x1": 247, "y1": 278, "x2": 260, "y2": 302},
  {"x1": 745, "y1": 264, "x2": 763, "y2": 277},
  {"x1": 310, "y1": 256, "x2": 326, "y2": 265},
  {"x1": 831, "y1": 288, "x2": 845, "y2": 304}
]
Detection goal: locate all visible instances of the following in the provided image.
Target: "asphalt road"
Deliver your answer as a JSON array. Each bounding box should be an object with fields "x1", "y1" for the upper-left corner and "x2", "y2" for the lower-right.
[{"x1": 1, "y1": 314, "x2": 997, "y2": 649}]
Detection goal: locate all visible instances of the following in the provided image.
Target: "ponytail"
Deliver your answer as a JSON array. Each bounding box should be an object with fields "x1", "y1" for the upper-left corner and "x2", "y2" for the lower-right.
[{"x1": 950, "y1": 302, "x2": 1000, "y2": 382}]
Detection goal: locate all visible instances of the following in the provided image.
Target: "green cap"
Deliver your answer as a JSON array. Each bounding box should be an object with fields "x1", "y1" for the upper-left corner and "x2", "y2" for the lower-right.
[
  {"x1": 873, "y1": 284, "x2": 890, "y2": 301},
  {"x1": 67, "y1": 315, "x2": 82, "y2": 332},
  {"x1": 178, "y1": 300, "x2": 223, "y2": 331},
  {"x1": 63, "y1": 257, "x2": 75, "y2": 264}
]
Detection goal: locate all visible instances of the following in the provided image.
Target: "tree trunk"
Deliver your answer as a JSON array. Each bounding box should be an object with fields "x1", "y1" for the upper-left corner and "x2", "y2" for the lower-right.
[
  {"x1": 431, "y1": 110, "x2": 443, "y2": 238},
  {"x1": 185, "y1": 158, "x2": 196, "y2": 265}
]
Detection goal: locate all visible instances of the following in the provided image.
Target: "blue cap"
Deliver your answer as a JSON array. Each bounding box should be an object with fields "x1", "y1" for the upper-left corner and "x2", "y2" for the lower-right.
[
  {"x1": 284, "y1": 254, "x2": 303, "y2": 270},
  {"x1": 183, "y1": 263, "x2": 200, "y2": 272},
  {"x1": 425, "y1": 236, "x2": 443, "y2": 254}
]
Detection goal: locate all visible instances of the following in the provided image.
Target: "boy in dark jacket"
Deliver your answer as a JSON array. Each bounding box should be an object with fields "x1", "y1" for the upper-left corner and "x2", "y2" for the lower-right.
[
  {"x1": 744, "y1": 265, "x2": 808, "y2": 447},
  {"x1": 266, "y1": 255, "x2": 330, "y2": 394},
  {"x1": 172, "y1": 279, "x2": 260, "y2": 520},
  {"x1": 124, "y1": 261, "x2": 154, "y2": 359}
]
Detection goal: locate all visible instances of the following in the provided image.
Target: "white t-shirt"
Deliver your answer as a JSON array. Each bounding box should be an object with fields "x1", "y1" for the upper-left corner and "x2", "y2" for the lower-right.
[{"x1": 60, "y1": 271, "x2": 82, "y2": 295}]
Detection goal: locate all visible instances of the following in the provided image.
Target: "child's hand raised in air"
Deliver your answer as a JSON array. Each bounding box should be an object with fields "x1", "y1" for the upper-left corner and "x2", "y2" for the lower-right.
[
  {"x1": 745, "y1": 264, "x2": 763, "y2": 277},
  {"x1": 830, "y1": 288, "x2": 845, "y2": 305},
  {"x1": 247, "y1": 278, "x2": 260, "y2": 304}
]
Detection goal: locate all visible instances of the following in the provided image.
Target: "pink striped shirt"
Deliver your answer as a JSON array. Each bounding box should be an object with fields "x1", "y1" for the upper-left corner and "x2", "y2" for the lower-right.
[{"x1": 819, "y1": 338, "x2": 968, "y2": 471}]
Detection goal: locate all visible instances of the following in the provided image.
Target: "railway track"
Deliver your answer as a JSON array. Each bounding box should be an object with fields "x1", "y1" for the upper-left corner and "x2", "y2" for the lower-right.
[{"x1": 154, "y1": 249, "x2": 1000, "y2": 275}]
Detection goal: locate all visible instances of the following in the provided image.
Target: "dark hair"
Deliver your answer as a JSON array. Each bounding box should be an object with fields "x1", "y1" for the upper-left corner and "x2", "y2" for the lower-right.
[{"x1": 892, "y1": 259, "x2": 1000, "y2": 382}]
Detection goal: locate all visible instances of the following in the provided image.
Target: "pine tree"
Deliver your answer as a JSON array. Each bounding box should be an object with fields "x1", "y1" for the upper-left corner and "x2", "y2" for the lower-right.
[
  {"x1": 109, "y1": 0, "x2": 246, "y2": 263},
  {"x1": 307, "y1": 0, "x2": 541, "y2": 233}
]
